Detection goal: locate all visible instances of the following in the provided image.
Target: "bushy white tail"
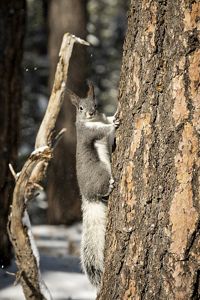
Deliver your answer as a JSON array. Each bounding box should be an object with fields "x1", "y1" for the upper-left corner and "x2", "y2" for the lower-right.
[{"x1": 81, "y1": 198, "x2": 107, "y2": 287}]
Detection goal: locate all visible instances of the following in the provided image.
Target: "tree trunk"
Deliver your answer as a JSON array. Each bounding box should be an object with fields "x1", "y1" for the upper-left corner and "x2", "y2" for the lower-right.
[
  {"x1": 47, "y1": 0, "x2": 87, "y2": 224},
  {"x1": 0, "y1": 0, "x2": 26, "y2": 267},
  {"x1": 98, "y1": 1, "x2": 200, "y2": 299}
]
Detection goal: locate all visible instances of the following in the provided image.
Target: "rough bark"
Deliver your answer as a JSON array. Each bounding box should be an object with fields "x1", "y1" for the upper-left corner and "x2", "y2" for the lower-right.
[
  {"x1": 47, "y1": 0, "x2": 87, "y2": 224},
  {"x1": 98, "y1": 1, "x2": 200, "y2": 299},
  {"x1": 0, "y1": 0, "x2": 26, "y2": 267}
]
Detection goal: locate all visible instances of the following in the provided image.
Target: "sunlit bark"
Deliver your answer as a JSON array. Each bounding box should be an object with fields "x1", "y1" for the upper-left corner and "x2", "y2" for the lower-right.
[{"x1": 98, "y1": 1, "x2": 200, "y2": 299}]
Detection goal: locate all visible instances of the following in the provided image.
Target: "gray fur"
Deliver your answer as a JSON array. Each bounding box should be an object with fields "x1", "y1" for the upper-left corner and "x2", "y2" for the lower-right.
[
  {"x1": 76, "y1": 121, "x2": 114, "y2": 200},
  {"x1": 68, "y1": 83, "x2": 116, "y2": 288}
]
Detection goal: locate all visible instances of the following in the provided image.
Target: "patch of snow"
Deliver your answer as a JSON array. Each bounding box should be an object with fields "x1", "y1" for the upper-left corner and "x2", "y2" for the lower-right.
[
  {"x1": 31, "y1": 145, "x2": 49, "y2": 155},
  {"x1": 32, "y1": 224, "x2": 82, "y2": 257},
  {"x1": 0, "y1": 256, "x2": 96, "y2": 300},
  {"x1": 22, "y1": 211, "x2": 52, "y2": 299},
  {"x1": 0, "y1": 223, "x2": 96, "y2": 300}
]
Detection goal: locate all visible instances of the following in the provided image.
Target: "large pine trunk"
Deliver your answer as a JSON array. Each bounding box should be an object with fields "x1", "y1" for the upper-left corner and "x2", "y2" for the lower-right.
[
  {"x1": 98, "y1": 0, "x2": 200, "y2": 299},
  {"x1": 47, "y1": 0, "x2": 87, "y2": 224},
  {"x1": 0, "y1": 0, "x2": 26, "y2": 267}
]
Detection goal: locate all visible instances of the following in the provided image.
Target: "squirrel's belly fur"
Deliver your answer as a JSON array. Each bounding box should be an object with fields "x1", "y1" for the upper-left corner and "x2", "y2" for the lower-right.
[
  {"x1": 81, "y1": 198, "x2": 107, "y2": 287},
  {"x1": 94, "y1": 140, "x2": 111, "y2": 174}
]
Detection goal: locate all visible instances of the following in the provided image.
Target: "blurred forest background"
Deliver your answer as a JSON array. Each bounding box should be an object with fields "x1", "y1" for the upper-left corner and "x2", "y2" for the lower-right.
[{"x1": 0, "y1": 0, "x2": 128, "y2": 270}]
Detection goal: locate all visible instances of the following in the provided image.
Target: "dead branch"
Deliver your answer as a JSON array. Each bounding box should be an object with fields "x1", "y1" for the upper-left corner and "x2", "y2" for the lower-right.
[{"x1": 8, "y1": 33, "x2": 89, "y2": 300}]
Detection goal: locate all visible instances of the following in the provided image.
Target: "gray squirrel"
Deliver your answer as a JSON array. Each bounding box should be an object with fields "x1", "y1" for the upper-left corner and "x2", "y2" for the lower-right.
[{"x1": 67, "y1": 82, "x2": 118, "y2": 288}]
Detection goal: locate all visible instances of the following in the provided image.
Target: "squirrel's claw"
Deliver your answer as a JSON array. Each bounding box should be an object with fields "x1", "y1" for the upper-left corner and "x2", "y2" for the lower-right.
[
  {"x1": 114, "y1": 118, "x2": 120, "y2": 128},
  {"x1": 108, "y1": 178, "x2": 115, "y2": 193}
]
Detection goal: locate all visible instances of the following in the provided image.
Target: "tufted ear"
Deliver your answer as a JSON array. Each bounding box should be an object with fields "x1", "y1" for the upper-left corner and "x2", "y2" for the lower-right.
[
  {"x1": 66, "y1": 88, "x2": 80, "y2": 108},
  {"x1": 87, "y1": 81, "x2": 95, "y2": 99}
]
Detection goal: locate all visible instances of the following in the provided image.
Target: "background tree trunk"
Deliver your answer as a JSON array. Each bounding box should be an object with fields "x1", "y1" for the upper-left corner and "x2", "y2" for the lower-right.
[
  {"x1": 0, "y1": 0, "x2": 26, "y2": 267},
  {"x1": 47, "y1": 0, "x2": 87, "y2": 224},
  {"x1": 98, "y1": 0, "x2": 200, "y2": 299}
]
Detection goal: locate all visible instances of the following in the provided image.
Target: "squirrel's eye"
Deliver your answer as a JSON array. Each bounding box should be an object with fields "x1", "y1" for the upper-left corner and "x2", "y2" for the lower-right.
[{"x1": 79, "y1": 106, "x2": 83, "y2": 111}]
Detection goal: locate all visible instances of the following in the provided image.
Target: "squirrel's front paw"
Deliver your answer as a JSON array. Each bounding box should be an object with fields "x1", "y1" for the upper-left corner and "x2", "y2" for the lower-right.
[
  {"x1": 100, "y1": 178, "x2": 115, "y2": 203},
  {"x1": 108, "y1": 178, "x2": 115, "y2": 193},
  {"x1": 111, "y1": 115, "x2": 120, "y2": 128},
  {"x1": 114, "y1": 118, "x2": 120, "y2": 128},
  {"x1": 101, "y1": 178, "x2": 115, "y2": 197}
]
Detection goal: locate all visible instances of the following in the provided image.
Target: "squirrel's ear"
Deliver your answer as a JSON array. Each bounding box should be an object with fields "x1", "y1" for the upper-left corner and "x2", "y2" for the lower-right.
[
  {"x1": 67, "y1": 88, "x2": 80, "y2": 108},
  {"x1": 87, "y1": 81, "x2": 95, "y2": 99}
]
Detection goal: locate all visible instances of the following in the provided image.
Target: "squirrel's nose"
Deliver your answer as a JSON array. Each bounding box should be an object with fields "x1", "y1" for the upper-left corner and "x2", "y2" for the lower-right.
[{"x1": 89, "y1": 110, "x2": 95, "y2": 116}]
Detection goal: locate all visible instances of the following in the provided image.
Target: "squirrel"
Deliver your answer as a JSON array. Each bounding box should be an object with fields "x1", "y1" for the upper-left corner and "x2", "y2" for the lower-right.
[{"x1": 67, "y1": 82, "x2": 118, "y2": 289}]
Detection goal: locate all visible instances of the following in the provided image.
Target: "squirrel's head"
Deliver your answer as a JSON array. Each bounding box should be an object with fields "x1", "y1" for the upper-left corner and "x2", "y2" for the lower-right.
[{"x1": 67, "y1": 82, "x2": 98, "y2": 121}]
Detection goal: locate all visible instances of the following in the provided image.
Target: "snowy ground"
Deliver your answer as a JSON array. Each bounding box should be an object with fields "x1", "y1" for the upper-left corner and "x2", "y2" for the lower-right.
[{"x1": 0, "y1": 224, "x2": 96, "y2": 300}]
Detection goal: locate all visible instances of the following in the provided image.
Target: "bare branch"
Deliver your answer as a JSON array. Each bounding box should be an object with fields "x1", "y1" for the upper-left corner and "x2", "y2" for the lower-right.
[
  {"x1": 35, "y1": 33, "x2": 89, "y2": 149},
  {"x1": 9, "y1": 163, "x2": 18, "y2": 181},
  {"x1": 52, "y1": 128, "x2": 67, "y2": 148},
  {"x1": 8, "y1": 33, "x2": 89, "y2": 300}
]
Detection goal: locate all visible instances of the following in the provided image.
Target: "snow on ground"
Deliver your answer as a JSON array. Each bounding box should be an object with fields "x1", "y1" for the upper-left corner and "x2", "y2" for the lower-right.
[{"x1": 0, "y1": 224, "x2": 96, "y2": 300}]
